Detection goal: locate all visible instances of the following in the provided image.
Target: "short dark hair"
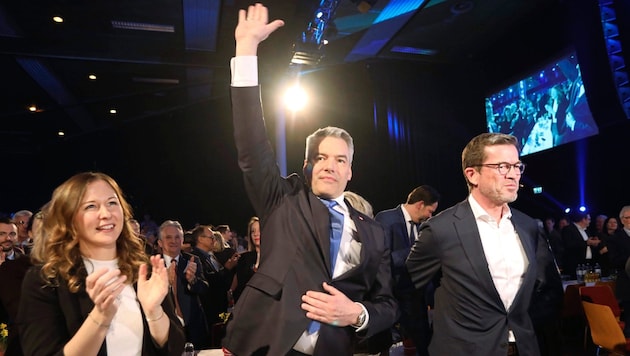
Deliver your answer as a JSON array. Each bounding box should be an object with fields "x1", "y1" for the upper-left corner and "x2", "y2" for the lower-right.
[
  {"x1": 406, "y1": 185, "x2": 440, "y2": 205},
  {"x1": 569, "y1": 210, "x2": 590, "y2": 223}
]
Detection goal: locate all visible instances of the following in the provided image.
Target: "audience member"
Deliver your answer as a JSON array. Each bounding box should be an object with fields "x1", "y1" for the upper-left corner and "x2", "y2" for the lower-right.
[
  {"x1": 223, "y1": 5, "x2": 397, "y2": 355},
  {"x1": 0, "y1": 217, "x2": 31, "y2": 355},
  {"x1": 232, "y1": 217, "x2": 261, "y2": 303},
  {"x1": 190, "y1": 226, "x2": 236, "y2": 327},
  {"x1": 375, "y1": 185, "x2": 440, "y2": 356},
  {"x1": 11, "y1": 210, "x2": 32, "y2": 255},
  {"x1": 561, "y1": 210, "x2": 603, "y2": 278},
  {"x1": 406, "y1": 133, "x2": 560, "y2": 355},
  {"x1": 158, "y1": 220, "x2": 211, "y2": 349},
  {"x1": 596, "y1": 216, "x2": 617, "y2": 276},
  {"x1": 605, "y1": 206, "x2": 630, "y2": 336},
  {"x1": 17, "y1": 172, "x2": 185, "y2": 355},
  {"x1": 343, "y1": 191, "x2": 374, "y2": 218}
]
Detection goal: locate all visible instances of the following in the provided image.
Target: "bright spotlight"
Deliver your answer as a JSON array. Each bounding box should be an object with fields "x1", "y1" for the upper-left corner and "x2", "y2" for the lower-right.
[
  {"x1": 283, "y1": 85, "x2": 308, "y2": 112},
  {"x1": 579, "y1": 206, "x2": 586, "y2": 212},
  {"x1": 564, "y1": 208, "x2": 571, "y2": 214}
]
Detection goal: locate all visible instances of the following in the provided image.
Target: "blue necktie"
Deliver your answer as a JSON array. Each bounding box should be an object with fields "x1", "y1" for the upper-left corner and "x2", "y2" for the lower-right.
[
  {"x1": 307, "y1": 199, "x2": 345, "y2": 334},
  {"x1": 326, "y1": 200, "x2": 344, "y2": 270}
]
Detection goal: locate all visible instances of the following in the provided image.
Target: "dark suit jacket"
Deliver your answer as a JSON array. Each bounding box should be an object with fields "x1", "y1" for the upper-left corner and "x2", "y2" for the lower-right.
[
  {"x1": 232, "y1": 251, "x2": 257, "y2": 303},
  {"x1": 0, "y1": 252, "x2": 31, "y2": 355},
  {"x1": 17, "y1": 265, "x2": 186, "y2": 356},
  {"x1": 406, "y1": 200, "x2": 559, "y2": 356},
  {"x1": 168, "y1": 252, "x2": 210, "y2": 348},
  {"x1": 224, "y1": 86, "x2": 398, "y2": 356},
  {"x1": 605, "y1": 230, "x2": 630, "y2": 301},
  {"x1": 374, "y1": 205, "x2": 414, "y2": 290},
  {"x1": 190, "y1": 247, "x2": 234, "y2": 326},
  {"x1": 561, "y1": 223, "x2": 602, "y2": 277}
]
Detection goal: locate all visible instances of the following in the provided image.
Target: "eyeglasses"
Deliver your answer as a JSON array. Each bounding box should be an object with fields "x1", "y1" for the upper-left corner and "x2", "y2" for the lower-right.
[
  {"x1": 474, "y1": 162, "x2": 525, "y2": 175},
  {"x1": 0, "y1": 231, "x2": 17, "y2": 238}
]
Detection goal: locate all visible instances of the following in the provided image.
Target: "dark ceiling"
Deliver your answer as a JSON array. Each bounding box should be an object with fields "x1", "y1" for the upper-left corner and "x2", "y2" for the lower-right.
[{"x1": 0, "y1": 0, "x2": 562, "y2": 156}]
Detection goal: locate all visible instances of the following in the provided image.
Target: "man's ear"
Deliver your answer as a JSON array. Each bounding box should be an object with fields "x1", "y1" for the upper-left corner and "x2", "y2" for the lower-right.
[{"x1": 303, "y1": 160, "x2": 312, "y2": 179}]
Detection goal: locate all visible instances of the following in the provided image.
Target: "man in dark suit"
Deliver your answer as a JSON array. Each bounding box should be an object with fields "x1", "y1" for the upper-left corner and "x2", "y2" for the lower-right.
[
  {"x1": 374, "y1": 185, "x2": 440, "y2": 356},
  {"x1": 190, "y1": 225, "x2": 237, "y2": 347},
  {"x1": 561, "y1": 211, "x2": 603, "y2": 278},
  {"x1": 406, "y1": 133, "x2": 560, "y2": 356},
  {"x1": 606, "y1": 205, "x2": 630, "y2": 335},
  {"x1": 0, "y1": 216, "x2": 31, "y2": 355},
  {"x1": 223, "y1": 4, "x2": 397, "y2": 355},
  {"x1": 158, "y1": 220, "x2": 211, "y2": 349}
]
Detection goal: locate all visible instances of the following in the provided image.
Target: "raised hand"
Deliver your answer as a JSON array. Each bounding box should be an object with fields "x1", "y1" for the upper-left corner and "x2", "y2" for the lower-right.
[
  {"x1": 85, "y1": 267, "x2": 127, "y2": 321},
  {"x1": 137, "y1": 255, "x2": 169, "y2": 314},
  {"x1": 235, "y1": 3, "x2": 285, "y2": 56},
  {"x1": 184, "y1": 257, "x2": 198, "y2": 283}
]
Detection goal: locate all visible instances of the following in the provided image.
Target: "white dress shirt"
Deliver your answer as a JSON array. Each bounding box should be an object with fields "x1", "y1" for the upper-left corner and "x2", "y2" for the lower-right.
[
  {"x1": 293, "y1": 196, "x2": 369, "y2": 354},
  {"x1": 83, "y1": 258, "x2": 143, "y2": 356},
  {"x1": 468, "y1": 196, "x2": 528, "y2": 342}
]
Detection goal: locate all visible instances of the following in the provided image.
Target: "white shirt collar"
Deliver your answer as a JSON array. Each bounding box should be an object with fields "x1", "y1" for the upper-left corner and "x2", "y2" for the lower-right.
[{"x1": 468, "y1": 195, "x2": 512, "y2": 223}]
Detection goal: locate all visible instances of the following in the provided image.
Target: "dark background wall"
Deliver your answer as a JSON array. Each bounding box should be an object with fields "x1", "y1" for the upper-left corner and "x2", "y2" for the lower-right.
[{"x1": 3, "y1": 1, "x2": 630, "y2": 234}]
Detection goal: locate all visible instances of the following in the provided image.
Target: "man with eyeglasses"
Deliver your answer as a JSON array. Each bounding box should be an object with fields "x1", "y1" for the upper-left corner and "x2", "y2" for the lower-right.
[
  {"x1": 11, "y1": 210, "x2": 32, "y2": 255},
  {"x1": 190, "y1": 225, "x2": 237, "y2": 346},
  {"x1": 606, "y1": 205, "x2": 630, "y2": 336},
  {"x1": 0, "y1": 216, "x2": 32, "y2": 354},
  {"x1": 406, "y1": 133, "x2": 561, "y2": 356}
]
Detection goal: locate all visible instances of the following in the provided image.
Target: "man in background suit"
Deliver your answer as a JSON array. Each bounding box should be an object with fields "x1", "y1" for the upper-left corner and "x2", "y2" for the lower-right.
[
  {"x1": 158, "y1": 220, "x2": 211, "y2": 349},
  {"x1": 223, "y1": 4, "x2": 397, "y2": 355},
  {"x1": 0, "y1": 216, "x2": 31, "y2": 355},
  {"x1": 561, "y1": 210, "x2": 603, "y2": 278},
  {"x1": 406, "y1": 133, "x2": 560, "y2": 355},
  {"x1": 606, "y1": 206, "x2": 630, "y2": 335},
  {"x1": 374, "y1": 185, "x2": 440, "y2": 356},
  {"x1": 190, "y1": 225, "x2": 237, "y2": 347}
]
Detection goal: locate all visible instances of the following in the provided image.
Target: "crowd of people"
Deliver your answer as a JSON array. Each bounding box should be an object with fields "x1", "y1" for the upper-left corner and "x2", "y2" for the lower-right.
[
  {"x1": 0, "y1": 3, "x2": 628, "y2": 356},
  {"x1": 488, "y1": 65, "x2": 598, "y2": 156}
]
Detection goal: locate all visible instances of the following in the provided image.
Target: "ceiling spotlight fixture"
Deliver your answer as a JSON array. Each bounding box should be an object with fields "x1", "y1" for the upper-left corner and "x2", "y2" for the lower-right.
[
  {"x1": 111, "y1": 20, "x2": 174, "y2": 33},
  {"x1": 52, "y1": 16, "x2": 64, "y2": 23},
  {"x1": 28, "y1": 105, "x2": 37, "y2": 112},
  {"x1": 109, "y1": 109, "x2": 117, "y2": 114},
  {"x1": 88, "y1": 74, "x2": 97, "y2": 80},
  {"x1": 57, "y1": 130, "x2": 65, "y2": 137}
]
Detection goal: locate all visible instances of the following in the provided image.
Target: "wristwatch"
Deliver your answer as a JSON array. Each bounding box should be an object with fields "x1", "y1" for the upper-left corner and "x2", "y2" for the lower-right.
[{"x1": 354, "y1": 309, "x2": 366, "y2": 327}]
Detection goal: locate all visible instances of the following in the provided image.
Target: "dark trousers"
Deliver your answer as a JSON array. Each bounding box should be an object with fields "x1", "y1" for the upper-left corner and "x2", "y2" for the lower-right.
[{"x1": 396, "y1": 287, "x2": 431, "y2": 356}]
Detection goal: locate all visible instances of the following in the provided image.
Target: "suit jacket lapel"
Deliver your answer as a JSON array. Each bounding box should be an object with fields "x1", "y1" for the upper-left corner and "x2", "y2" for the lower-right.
[
  {"x1": 307, "y1": 191, "x2": 334, "y2": 276},
  {"x1": 333, "y1": 206, "x2": 366, "y2": 281},
  {"x1": 396, "y1": 206, "x2": 413, "y2": 247},
  {"x1": 452, "y1": 201, "x2": 504, "y2": 308},
  {"x1": 510, "y1": 213, "x2": 537, "y2": 306}
]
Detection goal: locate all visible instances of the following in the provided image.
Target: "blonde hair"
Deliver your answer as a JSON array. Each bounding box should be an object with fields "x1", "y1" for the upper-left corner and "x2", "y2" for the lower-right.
[
  {"x1": 344, "y1": 191, "x2": 373, "y2": 218},
  {"x1": 247, "y1": 216, "x2": 260, "y2": 252},
  {"x1": 41, "y1": 172, "x2": 147, "y2": 292}
]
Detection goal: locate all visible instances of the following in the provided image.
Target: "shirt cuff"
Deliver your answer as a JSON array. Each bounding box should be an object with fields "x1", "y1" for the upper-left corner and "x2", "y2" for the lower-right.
[
  {"x1": 230, "y1": 56, "x2": 258, "y2": 87},
  {"x1": 353, "y1": 302, "x2": 369, "y2": 332}
]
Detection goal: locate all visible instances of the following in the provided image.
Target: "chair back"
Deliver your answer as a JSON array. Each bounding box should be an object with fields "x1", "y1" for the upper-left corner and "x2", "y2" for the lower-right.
[
  {"x1": 580, "y1": 285, "x2": 621, "y2": 317},
  {"x1": 597, "y1": 279, "x2": 617, "y2": 293},
  {"x1": 581, "y1": 301, "x2": 629, "y2": 354},
  {"x1": 562, "y1": 282, "x2": 585, "y2": 318}
]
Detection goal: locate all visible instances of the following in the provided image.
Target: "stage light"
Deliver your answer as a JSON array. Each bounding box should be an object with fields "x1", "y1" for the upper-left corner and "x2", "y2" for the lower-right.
[
  {"x1": 579, "y1": 206, "x2": 586, "y2": 212},
  {"x1": 283, "y1": 85, "x2": 308, "y2": 112},
  {"x1": 565, "y1": 208, "x2": 571, "y2": 214},
  {"x1": 532, "y1": 187, "x2": 543, "y2": 194}
]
